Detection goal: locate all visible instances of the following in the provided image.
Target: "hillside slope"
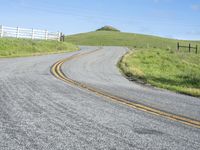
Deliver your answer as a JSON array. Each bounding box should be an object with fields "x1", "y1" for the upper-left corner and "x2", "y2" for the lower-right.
[{"x1": 66, "y1": 31, "x2": 200, "y2": 50}]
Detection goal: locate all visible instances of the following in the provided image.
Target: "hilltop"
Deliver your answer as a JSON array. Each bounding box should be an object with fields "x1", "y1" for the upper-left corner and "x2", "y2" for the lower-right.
[{"x1": 96, "y1": 26, "x2": 120, "y2": 32}]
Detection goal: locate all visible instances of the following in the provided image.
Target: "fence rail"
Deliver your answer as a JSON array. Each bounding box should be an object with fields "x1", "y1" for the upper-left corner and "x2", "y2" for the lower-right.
[
  {"x1": 177, "y1": 42, "x2": 198, "y2": 54},
  {"x1": 0, "y1": 25, "x2": 60, "y2": 41}
]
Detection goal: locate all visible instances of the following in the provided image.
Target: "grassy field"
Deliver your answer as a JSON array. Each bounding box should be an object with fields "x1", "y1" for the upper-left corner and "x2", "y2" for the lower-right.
[
  {"x1": 67, "y1": 31, "x2": 200, "y2": 97},
  {"x1": 119, "y1": 49, "x2": 200, "y2": 97},
  {"x1": 66, "y1": 31, "x2": 200, "y2": 50},
  {"x1": 0, "y1": 38, "x2": 78, "y2": 58}
]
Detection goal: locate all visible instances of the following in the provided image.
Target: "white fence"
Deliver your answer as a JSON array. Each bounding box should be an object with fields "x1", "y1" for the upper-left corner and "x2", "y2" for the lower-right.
[{"x1": 0, "y1": 25, "x2": 61, "y2": 41}]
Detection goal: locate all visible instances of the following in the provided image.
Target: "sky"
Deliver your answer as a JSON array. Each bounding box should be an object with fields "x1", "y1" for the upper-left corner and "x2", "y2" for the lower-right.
[{"x1": 0, "y1": 0, "x2": 200, "y2": 40}]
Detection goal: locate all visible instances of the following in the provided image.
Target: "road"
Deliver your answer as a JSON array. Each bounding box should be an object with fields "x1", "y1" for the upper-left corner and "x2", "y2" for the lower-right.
[
  {"x1": 62, "y1": 46, "x2": 200, "y2": 121},
  {"x1": 0, "y1": 46, "x2": 200, "y2": 149}
]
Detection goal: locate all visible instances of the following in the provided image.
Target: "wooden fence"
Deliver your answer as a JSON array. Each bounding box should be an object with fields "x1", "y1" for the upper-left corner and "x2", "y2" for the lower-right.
[
  {"x1": 177, "y1": 42, "x2": 198, "y2": 54},
  {"x1": 0, "y1": 25, "x2": 61, "y2": 41}
]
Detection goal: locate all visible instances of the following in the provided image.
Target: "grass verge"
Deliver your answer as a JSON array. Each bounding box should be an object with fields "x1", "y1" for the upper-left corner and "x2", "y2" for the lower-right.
[
  {"x1": 119, "y1": 48, "x2": 200, "y2": 97},
  {"x1": 0, "y1": 38, "x2": 78, "y2": 58}
]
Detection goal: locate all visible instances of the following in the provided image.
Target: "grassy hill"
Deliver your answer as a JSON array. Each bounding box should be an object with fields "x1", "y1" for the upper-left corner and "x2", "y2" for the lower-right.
[
  {"x1": 66, "y1": 31, "x2": 200, "y2": 97},
  {"x1": 0, "y1": 38, "x2": 78, "y2": 58},
  {"x1": 96, "y1": 26, "x2": 120, "y2": 32},
  {"x1": 66, "y1": 31, "x2": 200, "y2": 49}
]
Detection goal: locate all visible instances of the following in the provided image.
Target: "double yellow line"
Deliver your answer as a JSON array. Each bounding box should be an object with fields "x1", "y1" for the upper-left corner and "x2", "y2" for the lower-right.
[{"x1": 51, "y1": 48, "x2": 200, "y2": 129}]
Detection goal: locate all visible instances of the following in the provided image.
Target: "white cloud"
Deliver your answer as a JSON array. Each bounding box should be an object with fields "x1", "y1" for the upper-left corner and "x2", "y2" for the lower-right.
[{"x1": 191, "y1": 4, "x2": 200, "y2": 11}]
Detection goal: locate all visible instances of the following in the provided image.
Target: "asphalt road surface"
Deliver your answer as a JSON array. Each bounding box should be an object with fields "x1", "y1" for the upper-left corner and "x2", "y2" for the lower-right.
[
  {"x1": 0, "y1": 46, "x2": 200, "y2": 150},
  {"x1": 62, "y1": 46, "x2": 200, "y2": 121}
]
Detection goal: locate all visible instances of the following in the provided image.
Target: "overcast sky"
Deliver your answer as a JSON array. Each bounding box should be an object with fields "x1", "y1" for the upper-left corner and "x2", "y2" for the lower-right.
[{"x1": 0, "y1": 0, "x2": 200, "y2": 40}]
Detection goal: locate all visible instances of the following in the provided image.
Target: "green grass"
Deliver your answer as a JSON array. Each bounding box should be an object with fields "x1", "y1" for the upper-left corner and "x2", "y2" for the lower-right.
[
  {"x1": 119, "y1": 49, "x2": 200, "y2": 97},
  {"x1": 66, "y1": 31, "x2": 200, "y2": 49},
  {"x1": 66, "y1": 31, "x2": 200, "y2": 97},
  {"x1": 0, "y1": 38, "x2": 78, "y2": 58}
]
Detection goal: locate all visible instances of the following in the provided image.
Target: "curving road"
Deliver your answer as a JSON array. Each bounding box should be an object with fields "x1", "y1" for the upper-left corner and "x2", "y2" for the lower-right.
[
  {"x1": 62, "y1": 46, "x2": 200, "y2": 121},
  {"x1": 0, "y1": 46, "x2": 200, "y2": 149}
]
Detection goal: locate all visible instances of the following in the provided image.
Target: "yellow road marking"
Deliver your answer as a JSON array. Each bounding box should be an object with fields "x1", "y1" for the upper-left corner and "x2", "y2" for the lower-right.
[{"x1": 51, "y1": 48, "x2": 200, "y2": 129}]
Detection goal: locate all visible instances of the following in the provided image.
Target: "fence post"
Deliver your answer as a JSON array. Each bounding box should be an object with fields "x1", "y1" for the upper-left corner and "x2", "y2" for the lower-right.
[
  {"x1": 62, "y1": 34, "x2": 65, "y2": 42},
  {"x1": 16, "y1": 26, "x2": 19, "y2": 38},
  {"x1": 31, "y1": 28, "x2": 34, "y2": 39},
  {"x1": 45, "y1": 30, "x2": 48, "y2": 40},
  {"x1": 58, "y1": 32, "x2": 61, "y2": 41},
  {"x1": 196, "y1": 45, "x2": 198, "y2": 54},
  {"x1": 0, "y1": 25, "x2": 3, "y2": 38},
  {"x1": 177, "y1": 42, "x2": 179, "y2": 51},
  {"x1": 189, "y1": 43, "x2": 191, "y2": 53},
  {"x1": 60, "y1": 32, "x2": 63, "y2": 42}
]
